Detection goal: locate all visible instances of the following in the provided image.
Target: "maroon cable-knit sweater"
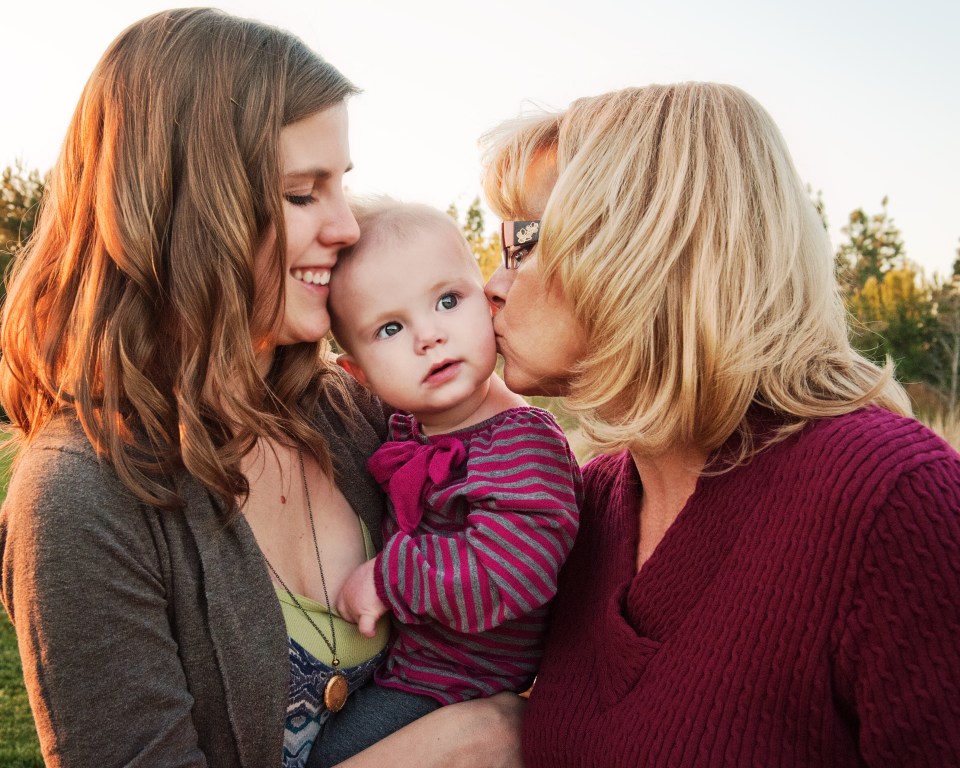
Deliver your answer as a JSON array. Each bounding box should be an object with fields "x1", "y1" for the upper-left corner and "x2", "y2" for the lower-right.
[{"x1": 522, "y1": 407, "x2": 960, "y2": 767}]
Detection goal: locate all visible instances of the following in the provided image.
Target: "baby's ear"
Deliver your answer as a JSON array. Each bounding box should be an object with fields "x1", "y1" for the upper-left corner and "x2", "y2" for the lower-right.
[{"x1": 336, "y1": 354, "x2": 369, "y2": 387}]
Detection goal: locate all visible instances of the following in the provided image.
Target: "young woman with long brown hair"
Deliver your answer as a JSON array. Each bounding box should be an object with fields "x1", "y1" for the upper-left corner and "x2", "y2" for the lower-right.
[{"x1": 0, "y1": 9, "x2": 521, "y2": 767}]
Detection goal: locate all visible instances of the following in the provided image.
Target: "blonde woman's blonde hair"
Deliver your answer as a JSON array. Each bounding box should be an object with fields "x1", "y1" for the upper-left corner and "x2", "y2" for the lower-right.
[
  {"x1": 1, "y1": 8, "x2": 359, "y2": 512},
  {"x1": 482, "y1": 83, "x2": 910, "y2": 461}
]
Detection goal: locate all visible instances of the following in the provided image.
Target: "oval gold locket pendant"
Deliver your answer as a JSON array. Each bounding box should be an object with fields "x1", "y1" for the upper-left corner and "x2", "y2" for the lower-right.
[{"x1": 324, "y1": 672, "x2": 348, "y2": 712}]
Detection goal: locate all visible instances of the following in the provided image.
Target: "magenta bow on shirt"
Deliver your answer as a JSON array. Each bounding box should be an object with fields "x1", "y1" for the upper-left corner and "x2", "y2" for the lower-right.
[{"x1": 367, "y1": 436, "x2": 467, "y2": 534}]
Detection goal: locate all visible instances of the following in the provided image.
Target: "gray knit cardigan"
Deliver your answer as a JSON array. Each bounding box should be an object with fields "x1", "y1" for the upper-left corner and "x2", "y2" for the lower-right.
[{"x1": 0, "y1": 374, "x2": 388, "y2": 767}]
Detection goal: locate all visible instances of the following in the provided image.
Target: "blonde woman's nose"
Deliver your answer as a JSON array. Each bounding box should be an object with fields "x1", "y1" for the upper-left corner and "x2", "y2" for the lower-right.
[{"x1": 484, "y1": 265, "x2": 514, "y2": 313}]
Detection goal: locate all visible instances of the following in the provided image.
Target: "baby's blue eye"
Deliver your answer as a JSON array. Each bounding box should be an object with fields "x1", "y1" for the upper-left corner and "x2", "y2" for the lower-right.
[
  {"x1": 437, "y1": 293, "x2": 459, "y2": 311},
  {"x1": 376, "y1": 322, "x2": 402, "y2": 339}
]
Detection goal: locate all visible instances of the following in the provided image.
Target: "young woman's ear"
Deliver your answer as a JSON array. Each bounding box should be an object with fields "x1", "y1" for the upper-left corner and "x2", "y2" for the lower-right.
[{"x1": 336, "y1": 354, "x2": 369, "y2": 387}]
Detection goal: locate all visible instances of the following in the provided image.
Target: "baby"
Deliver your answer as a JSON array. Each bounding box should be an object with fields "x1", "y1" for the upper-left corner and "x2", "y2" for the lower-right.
[{"x1": 313, "y1": 198, "x2": 581, "y2": 765}]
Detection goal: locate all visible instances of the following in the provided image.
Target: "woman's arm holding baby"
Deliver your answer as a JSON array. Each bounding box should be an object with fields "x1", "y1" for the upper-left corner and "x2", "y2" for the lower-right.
[{"x1": 333, "y1": 691, "x2": 525, "y2": 768}]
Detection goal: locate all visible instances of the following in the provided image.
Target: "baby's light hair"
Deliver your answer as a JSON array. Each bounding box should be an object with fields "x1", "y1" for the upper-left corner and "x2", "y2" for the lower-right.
[{"x1": 346, "y1": 196, "x2": 470, "y2": 256}]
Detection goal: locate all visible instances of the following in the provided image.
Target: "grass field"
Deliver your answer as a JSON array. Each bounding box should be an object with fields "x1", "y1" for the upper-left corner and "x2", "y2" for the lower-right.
[
  {"x1": 1, "y1": 410, "x2": 958, "y2": 763},
  {"x1": 0, "y1": 611, "x2": 42, "y2": 767},
  {"x1": 0, "y1": 441, "x2": 44, "y2": 766}
]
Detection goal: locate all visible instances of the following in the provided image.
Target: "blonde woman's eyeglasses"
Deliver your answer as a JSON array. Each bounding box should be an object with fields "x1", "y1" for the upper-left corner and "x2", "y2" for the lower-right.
[{"x1": 500, "y1": 220, "x2": 540, "y2": 270}]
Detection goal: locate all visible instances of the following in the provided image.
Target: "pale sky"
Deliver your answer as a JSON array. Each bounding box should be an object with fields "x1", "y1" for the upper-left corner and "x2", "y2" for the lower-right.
[{"x1": 4, "y1": 0, "x2": 958, "y2": 278}]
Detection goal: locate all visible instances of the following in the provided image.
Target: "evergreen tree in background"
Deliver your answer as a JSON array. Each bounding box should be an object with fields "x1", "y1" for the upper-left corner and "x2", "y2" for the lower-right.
[
  {"x1": 932, "y1": 239, "x2": 960, "y2": 415},
  {"x1": 836, "y1": 198, "x2": 938, "y2": 387},
  {"x1": 447, "y1": 197, "x2": 500, "y2": 280},
  {"x1": 836, "y1": 196, "x2": 905, "y2": 288},
  {"x1": 1, "y1": 161, "x2": 45, "y2": 302}
]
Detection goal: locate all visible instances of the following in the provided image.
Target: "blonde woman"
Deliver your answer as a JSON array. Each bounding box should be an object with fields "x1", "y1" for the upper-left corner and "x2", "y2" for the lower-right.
[
  {"x1": 0, "y1": 9, "x2": 520, "y2": 767},
  {"x1": 482, "y1": 83, "x2": 960, "y2": 766}
]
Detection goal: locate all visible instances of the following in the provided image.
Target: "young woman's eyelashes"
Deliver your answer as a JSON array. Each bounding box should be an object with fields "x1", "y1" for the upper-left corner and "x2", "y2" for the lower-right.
[{"x1": 284, "y1": 193, "x2": 315, "y2": 207}]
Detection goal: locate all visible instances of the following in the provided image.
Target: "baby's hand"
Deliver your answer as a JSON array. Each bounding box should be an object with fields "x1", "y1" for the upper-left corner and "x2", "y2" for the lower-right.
[{"x1": 336, "y1": 557, "x2": 388, "y2": 638}]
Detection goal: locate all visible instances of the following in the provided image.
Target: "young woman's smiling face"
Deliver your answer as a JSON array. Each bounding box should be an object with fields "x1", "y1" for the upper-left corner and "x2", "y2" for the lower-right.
[{"x1": 253, "y1": 103, "x2": 360, "y2": 364}]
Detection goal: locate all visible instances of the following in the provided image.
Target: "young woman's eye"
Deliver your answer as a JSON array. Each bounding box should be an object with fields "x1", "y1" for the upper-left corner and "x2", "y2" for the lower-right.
[
  {"x1": 436, "y1": 293, "x2": 459, "y2": 311},
  {"x1": 376, "y1": 321, "x2": 403, "y2": 339},
  {"x1": 285, "y1": 193, "x2": 315, "y2": 207}
]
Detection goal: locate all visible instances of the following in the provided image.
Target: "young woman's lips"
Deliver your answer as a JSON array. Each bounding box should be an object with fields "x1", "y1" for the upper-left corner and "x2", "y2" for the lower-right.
[{"x1": 423, "y1": 360, "x2": 461, "y2": 385}]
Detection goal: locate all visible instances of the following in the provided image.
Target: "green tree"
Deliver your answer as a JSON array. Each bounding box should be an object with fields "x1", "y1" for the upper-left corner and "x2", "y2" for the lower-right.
[
  {"x1": 447, "y1": 197, "x2": 500, "y2": 280},
  {"x1": 846, "y1": 264, "x2": 939, "y2": 386},
  {"x1": 837, "y1": 201, "x2": 938, "y2": 386},
  {"x1": 932, "y1": 275, "x2": 960, "y2": 414},
  {"x1": 1, "y1": 161, "x2": 45, "y2": 300},
  {"x1": 836, "y1": 197, "x2": 905, "y2": 289},
  {"x1": 929, "y1": 240, "x2": 960, "y2": 414}
]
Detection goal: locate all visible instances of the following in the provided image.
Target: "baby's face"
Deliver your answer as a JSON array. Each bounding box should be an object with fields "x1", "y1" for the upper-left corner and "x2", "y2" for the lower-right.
[{"x1": 331, "y1": 224, "x2": 497, "y2": 418}]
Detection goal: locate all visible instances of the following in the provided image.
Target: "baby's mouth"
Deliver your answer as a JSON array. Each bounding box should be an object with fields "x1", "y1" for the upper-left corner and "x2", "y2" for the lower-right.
[
  {"x1": 424, "y1": 360, "x2": 459, "y2": 382},
  {"x1": 431, "y1": 361, "x2": 455, "y2": 374}
]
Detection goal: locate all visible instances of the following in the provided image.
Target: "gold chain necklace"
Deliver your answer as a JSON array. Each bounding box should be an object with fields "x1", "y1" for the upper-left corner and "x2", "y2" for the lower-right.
[{"x1": 263, "y1": 450, "x2": 349, "y2": 713}]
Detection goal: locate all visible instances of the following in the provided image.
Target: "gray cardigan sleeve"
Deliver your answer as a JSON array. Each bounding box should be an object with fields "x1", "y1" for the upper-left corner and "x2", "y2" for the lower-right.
[
  {"x1": 1, "y1": 441, "x2": 210, "y2": 767},
  {"x1": 1, "y1": 371, "x2": 389, "y2": 767}
]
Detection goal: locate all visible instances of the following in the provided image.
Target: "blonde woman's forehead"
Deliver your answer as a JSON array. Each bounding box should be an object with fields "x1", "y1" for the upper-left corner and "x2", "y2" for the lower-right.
[
  {"x1": 496, "y1": 149, "x2": 559, "y2": 221},
  {"x1": 523, "y1": 152, "x2": 558, "y2": 217}
]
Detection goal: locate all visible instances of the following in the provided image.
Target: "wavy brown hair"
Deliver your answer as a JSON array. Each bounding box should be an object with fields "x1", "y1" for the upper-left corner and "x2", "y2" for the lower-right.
[
  {"x1": 482, "y1": 84, "x2": 911, "y2": 461},
  {"x1": 1, "y1": 8, "x2": 360, "y2": 512}
]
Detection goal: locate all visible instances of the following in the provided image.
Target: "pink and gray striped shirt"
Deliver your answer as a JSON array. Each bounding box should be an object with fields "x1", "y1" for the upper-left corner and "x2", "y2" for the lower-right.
[{"x1": 369, "y1": 406, "x2": 581, "y2": 704}]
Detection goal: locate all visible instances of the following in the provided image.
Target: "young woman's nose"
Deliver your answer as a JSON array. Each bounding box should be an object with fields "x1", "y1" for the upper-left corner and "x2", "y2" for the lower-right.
[{"x1": 319, "y1": 193, "x2": 360, "y2": 248}]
